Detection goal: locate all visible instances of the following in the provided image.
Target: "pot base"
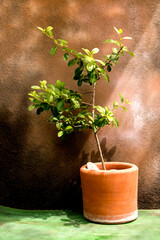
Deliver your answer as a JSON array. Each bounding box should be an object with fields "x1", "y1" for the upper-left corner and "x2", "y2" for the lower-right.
[{"x1": 83, "y1": 210, "x2": 138, "y2": 224}]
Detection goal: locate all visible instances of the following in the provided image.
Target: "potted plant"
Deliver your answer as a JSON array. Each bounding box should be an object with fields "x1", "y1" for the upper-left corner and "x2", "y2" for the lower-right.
[{"x1": 28, "y1": 26, "x2": 138, "y2": 224}]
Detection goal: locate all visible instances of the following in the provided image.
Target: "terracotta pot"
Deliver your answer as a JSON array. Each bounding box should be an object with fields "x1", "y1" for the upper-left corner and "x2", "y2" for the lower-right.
[{"x1": 80, "y1": 162, "x2": 138, "y2": 224}]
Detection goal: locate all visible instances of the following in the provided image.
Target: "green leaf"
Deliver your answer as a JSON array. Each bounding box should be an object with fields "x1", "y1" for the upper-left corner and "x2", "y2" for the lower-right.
[
  {"x1": 31, "y1": 91, "x2": 39, "y2": 98},
  {"x1": 37, "y1": 107, "x2": 44, "y2": 115},
  {"x1": 82, "y1": 48, "x2": 90, "y2": 55},
  {"x1": 47, "y1": 94, "x2": 54, "y2": 102},
  {"x1": 28, "y1": 104, "x2": 35, "y2": 111},
  {"x1": 37, "y1": 27, "x2": 44, "y2": 31},
  {"x1": 94, "y1": 106, "x2": 105, "y2": 115},
  {"x1": 46, "y1": 26, "x2": 53, "y2": 37},
  {"x1": 104, "y1": 39, "x2": 120, "y2": 46},
  {"x1": 105, "y1": 106, "x2": 110, "y2": 114},
  {"x1": 76, "y1": 52, "x2": 83, "y2": 58},
  {"x1": 50, "y1": 46, "x2": 58, "y2": 55},
  {"x1": 41, "y1": 103, "x2": 50, "y2": 111},
  {"x1": 29, "y1": 98, "x2": 34, "y2": 102},
  {"x1": 88, "y1": 115, "x2": 94, "y2": 121},
  {"x1": 61, "y1": 82, "x2": 65, "y2": 89},
  {"x1": 78, "y1": 113, "x2": 86, "y2": 119},
  {"x1": 59, "y1": 115, "x2": 65, "y2": 120},
  {"x1": 107, "y1": 65, "x2": 112, "y2": 72},
  {"x1": 81, "y1": 104, "x2": 87, "y2": 109},
  {"x1": 56, "y1": 80, "x2": 65, "y2": 89},
  {"x1": 91, "y1": 48, "x2": 99, "y2": 54},
  {"x1": 102, "y1": 71, "x2": 109, "y2": 83},
  {"x1": 77, "y1": 79, "x2": 82, "y2": 86},
  {"x1": 97, "y1": 67, "x2": 110, "y2": 83},
  {"x1": 51, "y1": 106, "x2": 58, "y2": 116},
  {"x1": 61, "y1": 93, "x2": 68, "y2": 99},
  {"x1": 89, "y1": 72, "x2": 97, "y2": 84},
  {"x1": 75, "y1": 66, "x2": 83, "y2": 76},
  {"x1": 107, "y1": 116, "x2": 113, "y2": 121},
  {"x1": 95, "y1": 59, "x2": 105, "y2": 66},
  {"x1": 93, "y1": 126, "x2": 97, "y2": 133},
  {"x1": 48, "y1": 30, "x2": 53, "y2": 37},
  {"x1": 71, "y1": 98, "x2": 80, "y2": 108},
  {"x1": 120, "y1": 106, "x2": 128, "y2": 112},
  {"x1": 47, "y1": 84, "x2": 56, "y2": 91},
  {"x1": 114, "y1": 27, "x2": 119, "y2": 35},
  {"x1": 113, "y1": 117, "x2": 119, "y2": 127},
  {"x1": 46, "y1": 26, "x2": 53, "y2": 31},
  {"x1": 50, "y1": 116, "x2": 58, "y2": 122},
  {"x1": 122, "y1": 37, "x2": 132, "y2": 40},
  {"x1": 119, "y1": 92, "x2": 124, "y2": 103},
  {"x1": 113, "y1": 101, "x2": 118, "y2": 109},
  {"x1": 63, "y1": 53, "x2": 69, "y2": 61},
  {"x1": 84, "y1": 55, "x2": 94, "y2": 62},
  {"x1": 58, "y1": 131, "x2": 64, "y2": 137},
  {"x1": 57, "y1": 99, "x2": 65, "y2": 111},
  {"x1": 86, "y1": 63, "x2": 94, "y2": 72},
  {"x1": 31, "y1": 86, "x2": 41, "y2": 90},
  {"x1": 123, "y1": 48, "x2": 135, "y2": 57},
  {"x1": 125, "y1": 99, "x2": 132, "y2": 105},
  {"x1": 37, "y1": 27, "x2": 45, "y2": 33},
  {"x1": 110, "y1": 54, "x2": 119, "y2": 62},
  {"x1": 58, "y1": 39, "x2": 68, "y2": 44},
  {"x1": 112, "y1": 48, "x2": 118, "y2": 54},
  {"x1": 68, "y1": 58, "x2": 77, "y2": 67},
  {"x1": 56, "y1": 80, "x2": 62, "y2": 89},
  {"x1": 126, "y1": 50, "x2": 135, "y2": 57},
  {"x1": 65, "y1": 126, "x2": 73, "y2": 131},
  {"x1": 40, "y1": 80, "x2": 47, "y2": 88},
  {"x1": 56, "y1": 122, "x2": 63, "y2": 130}
]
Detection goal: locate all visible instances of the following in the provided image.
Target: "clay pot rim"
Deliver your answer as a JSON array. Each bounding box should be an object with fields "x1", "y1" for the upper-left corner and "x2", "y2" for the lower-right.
[{"x1": 80, "y1": 162, "x2": 138, "y2": 175}]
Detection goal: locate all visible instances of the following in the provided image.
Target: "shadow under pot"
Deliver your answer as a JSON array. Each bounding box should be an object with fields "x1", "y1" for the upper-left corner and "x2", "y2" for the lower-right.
[{"x1": 80, "y1": 162, "x2": 138, "y2": 224}]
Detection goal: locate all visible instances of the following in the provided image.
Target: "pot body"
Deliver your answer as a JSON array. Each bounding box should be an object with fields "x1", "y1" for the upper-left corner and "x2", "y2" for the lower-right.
[{"x1": 80, "y1": 162, "x2": 138, "y2": 224}]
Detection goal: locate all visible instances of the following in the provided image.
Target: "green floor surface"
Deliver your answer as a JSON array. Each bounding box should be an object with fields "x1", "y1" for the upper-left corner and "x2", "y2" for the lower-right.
[{"x1": 0, "y1": 206, "x2": 159, "y2": 240}]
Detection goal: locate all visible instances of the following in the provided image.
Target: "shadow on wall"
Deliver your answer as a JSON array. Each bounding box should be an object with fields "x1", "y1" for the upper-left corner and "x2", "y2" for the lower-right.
[
  {"x1": 91, "y1": 138, "x2": 117, "y2": 163},
  {"x1": 0, "y1": 94, "x2": 117, "y2": 210},
  {"x1": 0, "y1": 93, "x2": 31, "y2": 208},
  {"x1": 0, "y1": 90, "x2": 89, "y2": 209}
]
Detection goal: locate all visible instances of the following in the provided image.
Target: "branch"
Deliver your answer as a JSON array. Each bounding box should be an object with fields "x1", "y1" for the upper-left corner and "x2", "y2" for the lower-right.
[
  {"x1": 94, "y1": 132, "x2": 106, "y2": 170},
  {"x1": 104, "y1": 46, "x2": 124, "y2": 67},
  {"x1": 45, "y1": 33, "x2": 79, "y2": 58},
  {"x1": 80, "y1": 91, "x2": 93, "y2": 94},
  {"x1": 81, "y1": 102, "x2": 93, "y2": 107},
  {"x1": 92, "y1": 83, "x2": 96, "y2": 119},
  {"x1": 73, "y1": 125, "x2": 83, "y2": 128}
]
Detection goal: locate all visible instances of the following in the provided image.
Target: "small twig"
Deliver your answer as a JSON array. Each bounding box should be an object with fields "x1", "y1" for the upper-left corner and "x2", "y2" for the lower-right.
[
  {"x1": 99, "y1": 46, "x2": 124, "y2": 69},
  {"x1": 82, "y1": 102, "x2": 93, "y2": 107},
  {"x1": 45, "y1": 33, "x2": 79, "y2": 58},
  {"x1": 80, "y1": 91, "x2": 93, "y2": 94},
  {"x1": 73, "y1": 125, "x2": 83, "y2": 128}
]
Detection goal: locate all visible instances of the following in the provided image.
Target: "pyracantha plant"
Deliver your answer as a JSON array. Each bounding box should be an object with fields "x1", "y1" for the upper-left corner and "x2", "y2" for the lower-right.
[{"x1": 28, "y1": 26, "x2": 134, "y2": 170}]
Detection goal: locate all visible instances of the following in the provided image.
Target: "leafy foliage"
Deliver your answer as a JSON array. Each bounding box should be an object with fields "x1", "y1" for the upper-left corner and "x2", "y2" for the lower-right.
[
  {"x1": 36, "y1": 26, "x2": 134, "y2": 87},
  {"x1": 29, "y1": 26, "x2": 134, "y2": 138},
  {"x1": 28, "y1": 81, "x2": 130, "y2": 137}
]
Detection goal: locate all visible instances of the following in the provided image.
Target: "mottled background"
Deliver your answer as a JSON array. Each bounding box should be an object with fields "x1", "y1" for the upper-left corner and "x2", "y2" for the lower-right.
[{"x1": 0, "y1": 0, "x2": 159, "y2": 209}]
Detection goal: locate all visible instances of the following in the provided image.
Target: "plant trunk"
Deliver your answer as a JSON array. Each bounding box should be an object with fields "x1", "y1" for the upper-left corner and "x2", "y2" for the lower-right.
[
  {"x1": 92, "y1": 83, "x2": 106, "y2": 170},
  {"x1": 94, "y1": 132, "x2": 106, "y2": 170}
]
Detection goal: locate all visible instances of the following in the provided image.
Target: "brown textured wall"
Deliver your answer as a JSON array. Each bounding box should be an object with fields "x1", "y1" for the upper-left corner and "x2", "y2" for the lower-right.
[{"x1": 0, "y1": 0, "x2": 159, "y2": 209}]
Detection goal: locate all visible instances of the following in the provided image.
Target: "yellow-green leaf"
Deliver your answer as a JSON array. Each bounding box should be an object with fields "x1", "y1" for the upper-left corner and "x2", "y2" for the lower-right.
[{"x1": 50, "y1": 46, "x2": 58, "y2": 55}]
